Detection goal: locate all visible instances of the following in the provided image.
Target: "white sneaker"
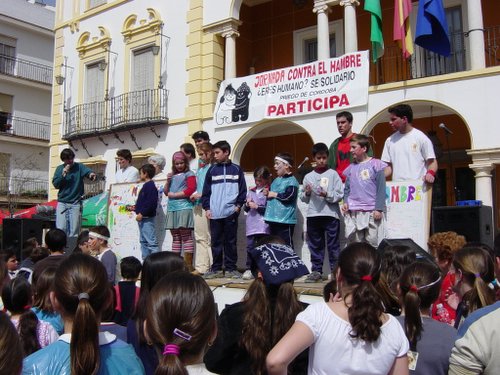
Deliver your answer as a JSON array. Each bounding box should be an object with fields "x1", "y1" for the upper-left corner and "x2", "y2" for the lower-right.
[{"x1": 242, "y1": 270, "x2": 254, "y2": 280}]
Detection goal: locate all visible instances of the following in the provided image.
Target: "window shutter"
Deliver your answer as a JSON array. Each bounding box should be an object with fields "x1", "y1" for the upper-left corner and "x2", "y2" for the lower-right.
[{"x1": 133, "y1": 49, "x2": 154, "y2": 91}]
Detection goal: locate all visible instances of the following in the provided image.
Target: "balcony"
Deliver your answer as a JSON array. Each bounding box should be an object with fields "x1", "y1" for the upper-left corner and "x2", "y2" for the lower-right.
[
  {"x1": 0, "y1": 176, "x2": 48, "y2": 199},
  {"x1": 0, "y1": 115, "x2": 50, "y2": 141},
  {"x1": 63, "y1": 88, "x2": 169, "y2": 140},
  {"x1": 0, "y1": 54, "x2": 53, "y2": 85},
  {"x1": 369, "y1": 26, "x2": 500, "y2": 86}
]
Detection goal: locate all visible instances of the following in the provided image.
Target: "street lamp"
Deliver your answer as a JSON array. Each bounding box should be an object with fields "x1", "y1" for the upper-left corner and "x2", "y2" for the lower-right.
[
  {"x1": 156, "y1": 23, "x2": 170, "y2": 89},
  {"x1": 55, "y1": 57, "x2": 73, "y2": 112},
  {"x1": 102, "y1": 46, "x2": 118, "y2": 101}
]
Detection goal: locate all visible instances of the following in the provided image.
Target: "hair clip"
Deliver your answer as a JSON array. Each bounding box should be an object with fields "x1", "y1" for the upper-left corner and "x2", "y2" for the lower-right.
[
  {"x1": 78, "y1": 293, "x2": 89, "y2": 301},
  {"x1": 488, "y1": 278, "x2": 499, "y2": 290},
  {"x1": 163, "y1": 344, "x2": 180, "y2": 356},
  {"x1": 361, "y1": 275, "x2": 372, "y2": 282},
  {"x1": 173, "y1": 328, "x2": 192, "y2": 342}
]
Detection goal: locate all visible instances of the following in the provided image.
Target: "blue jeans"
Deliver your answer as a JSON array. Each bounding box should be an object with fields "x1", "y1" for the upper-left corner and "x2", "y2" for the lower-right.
[
  {"x1": 138, "y1": 217, "x2": 159, "y2": 260},
  {"x1": 56, "y1": 201, "x2": 82, "y2": 253}
]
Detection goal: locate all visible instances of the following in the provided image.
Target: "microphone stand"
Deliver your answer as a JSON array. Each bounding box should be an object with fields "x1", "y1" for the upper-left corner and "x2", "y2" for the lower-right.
[{"x1": 444, "y1": 131, "x2": 458, "y2": 203}]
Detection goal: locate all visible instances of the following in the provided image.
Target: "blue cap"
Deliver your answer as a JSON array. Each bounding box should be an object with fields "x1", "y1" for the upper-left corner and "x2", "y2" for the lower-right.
[{"x1": 250, "y1": 242, "x2": 309, "y2": 285}]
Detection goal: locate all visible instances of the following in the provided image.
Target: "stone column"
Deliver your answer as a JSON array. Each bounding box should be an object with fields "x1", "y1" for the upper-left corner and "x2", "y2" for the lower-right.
[
  {"x1": 221, "y1": 24, "x2": 240, "y2": 79},
  {"x1": 340, "y1": 0, "x2": 359, "y2": 53},
  {"x1": 313, "y1": 0, "x2": 332, "y2": 61},
  {"x1": 467, "y1": 0, "x2": 486, "y2": 69},
  {"x1": 470, "y1": 163, "x2": 494, "y2": 207}
]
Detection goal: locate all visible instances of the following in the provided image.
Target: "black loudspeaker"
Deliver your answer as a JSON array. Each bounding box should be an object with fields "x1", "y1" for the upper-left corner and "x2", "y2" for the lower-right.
[
  {"x1": 431, "y1": 206, "x2": 494, "y2": 248},
  {"x1": 2, "y1": 218, "x2": 56, "y2": 260},
  {"x1": 378, "y1": 238, "x2": 436, "y2": 265}
]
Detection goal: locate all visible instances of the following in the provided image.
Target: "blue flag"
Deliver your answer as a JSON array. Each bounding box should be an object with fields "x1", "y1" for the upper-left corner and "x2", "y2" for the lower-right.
[{"x1": 415, "y1": 0, "x2": 450, "y2": 56}]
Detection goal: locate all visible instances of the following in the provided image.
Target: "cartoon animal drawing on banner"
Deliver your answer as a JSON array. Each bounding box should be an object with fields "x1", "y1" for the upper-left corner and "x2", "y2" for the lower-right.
[
  {"x1": 232, "y1": 82, "x2": 252, "y2": 122},
  {"x1": 215, "y1": 84, "x2": 237, "y2": 125}
]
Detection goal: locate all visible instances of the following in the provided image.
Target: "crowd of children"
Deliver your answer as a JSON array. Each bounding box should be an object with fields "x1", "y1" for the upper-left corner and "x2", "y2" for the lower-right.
[{"x1": 2, "y1": 126, "x2": 500, "y2": 375}]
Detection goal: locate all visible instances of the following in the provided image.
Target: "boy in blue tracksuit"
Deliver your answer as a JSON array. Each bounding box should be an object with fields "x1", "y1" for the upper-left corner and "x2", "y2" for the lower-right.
[{"x1": 202, "y1": 140, "x2": 247, "y2": 279}]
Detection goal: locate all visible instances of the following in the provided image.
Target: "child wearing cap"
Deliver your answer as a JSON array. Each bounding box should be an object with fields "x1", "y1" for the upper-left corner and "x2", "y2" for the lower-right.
[
  {"x1": 205, "y1": 235, "x2": 309, "y2": 375},
  {"x1": 263, "y1": 153, "x2": 300, "y2": 248}
]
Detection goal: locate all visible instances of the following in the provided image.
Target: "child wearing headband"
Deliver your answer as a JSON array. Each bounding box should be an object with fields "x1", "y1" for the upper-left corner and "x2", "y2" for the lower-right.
[
  {"x1": 89, "y1": 225, "x2": 117, "y2": 285},
  {"x1": 23, "y1": 253, "x2": 144, "y2": 374},
  {"x1": 144, "y1": 272, "x2": 216, "y2": 375},
  {"x1": 397, "y1": 261, "x2": 456, "y2": 374},
  {"x1": 263, "y1": 152, "x2": 299, "y2": 248}
]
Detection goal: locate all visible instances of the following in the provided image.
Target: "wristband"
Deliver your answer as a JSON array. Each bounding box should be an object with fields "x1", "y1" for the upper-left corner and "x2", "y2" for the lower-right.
[{"x1": 426, "y1": 170, "x2": 436, "y2": 177}]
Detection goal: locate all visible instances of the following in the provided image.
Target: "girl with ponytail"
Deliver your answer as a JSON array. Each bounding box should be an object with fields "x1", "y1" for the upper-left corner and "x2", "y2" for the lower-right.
[
  {"x1": 450, "y1": 246, "x2": 496, "y2": 328},
  {"x1": 144, "y1": 272, "x2": 216, "y2": 375},
  {"x1": 267, "y1": 242, "x2": 409, "y2": 375},
  {"x1": 397, "y1": 261, "x2": 456, "y2": 374},
  {"x1": 23, "y1": 253, "x2": 144, "y2": 374},
  {"x1": 2, "y1": 276, "x2": 58, "y2": 357}
]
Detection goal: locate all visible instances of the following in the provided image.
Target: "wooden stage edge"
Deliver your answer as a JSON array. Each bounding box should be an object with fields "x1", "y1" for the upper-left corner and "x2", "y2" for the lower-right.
[{"x1": 206, "y1": 277, "x2": 327, "y2": 297}]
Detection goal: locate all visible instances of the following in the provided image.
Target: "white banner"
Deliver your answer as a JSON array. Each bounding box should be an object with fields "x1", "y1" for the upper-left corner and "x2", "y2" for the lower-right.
[{"x1": 214, "y1": 51, "x2": 369, "y2": 126}]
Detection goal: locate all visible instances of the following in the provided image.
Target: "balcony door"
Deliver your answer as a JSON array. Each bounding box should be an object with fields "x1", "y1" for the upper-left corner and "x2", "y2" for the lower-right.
[
  {"x1": 415, "y1": 6, "x2": 466, "y2": 76},
  {"x1": 83, "y1": 62, "x2": 105, "y2": 133},
  {"x1": 129, "y1": 48, "x2": 155, "y2": 122},
  {"x1": 293, "y1": 21, "x2": 344, "y2": 65},
  {"x1": 0, "y1": 36, "x2": 16, "y2": 76}
]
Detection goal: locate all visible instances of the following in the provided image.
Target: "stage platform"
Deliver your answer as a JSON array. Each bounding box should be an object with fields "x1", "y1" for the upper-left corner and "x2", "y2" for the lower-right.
[{"x1": 206, "y1": 276, "x2": 327, "y2": 314}]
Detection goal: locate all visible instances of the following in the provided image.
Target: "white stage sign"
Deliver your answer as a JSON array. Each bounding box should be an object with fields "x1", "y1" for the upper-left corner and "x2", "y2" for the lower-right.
[{"x1": 214, "y1": 51, "x2": 370, "y2": 125}]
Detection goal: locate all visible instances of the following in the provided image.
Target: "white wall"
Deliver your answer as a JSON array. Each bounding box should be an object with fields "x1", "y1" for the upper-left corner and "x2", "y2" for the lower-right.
[
  {"x1": 1, "y1": 82, "x2": 51, "y2": 122},
  {"x1": 61, "y1": 1, "x2": 190, "y2": 119},
  {"x1": 0, "y1": 142, "x2": 49, "y2": 182}
]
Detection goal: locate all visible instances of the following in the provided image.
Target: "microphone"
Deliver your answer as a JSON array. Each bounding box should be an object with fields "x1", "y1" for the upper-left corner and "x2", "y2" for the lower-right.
[
  {"x1": 297, "y1": 157, "x2": 309, "y2": 169},
  {"x1": 439, "y1": 123, "x2": 453, "y2": 135}
]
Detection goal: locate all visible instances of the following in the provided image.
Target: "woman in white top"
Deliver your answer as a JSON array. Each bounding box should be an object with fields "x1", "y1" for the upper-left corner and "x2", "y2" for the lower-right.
[{"x1": 267, "y1": 242, "x2": 409, "y2": 375}]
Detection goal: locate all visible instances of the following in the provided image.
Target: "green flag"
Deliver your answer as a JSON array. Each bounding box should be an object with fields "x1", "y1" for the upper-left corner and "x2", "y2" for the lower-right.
[{"x1": 364, "y1": 0, "x2": 384, "y2": 62}]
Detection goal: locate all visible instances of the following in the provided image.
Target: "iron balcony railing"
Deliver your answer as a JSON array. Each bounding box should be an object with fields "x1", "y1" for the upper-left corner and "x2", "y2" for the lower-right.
[
  {"x1": 64, "y1": 88, "x2": 168, "y2": 140},
  {"x1": 0, "y1": 54, "x2": 53, "y2": 85},
  {"x1": 0, "y1": 115, "x2": 50, "y2": 141},
  {"x1": 485, "y1": 25, "x2": 500, "y2": 67},
  {"x1": 0, "y1": 176, "x2": 49, "y2": 198},
  {"x1": 370, "y1": 26, "x2": 500, "y2": 85},
  {"x1": 84, "y1": 174, "x2": 106, "y2": 199}
]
